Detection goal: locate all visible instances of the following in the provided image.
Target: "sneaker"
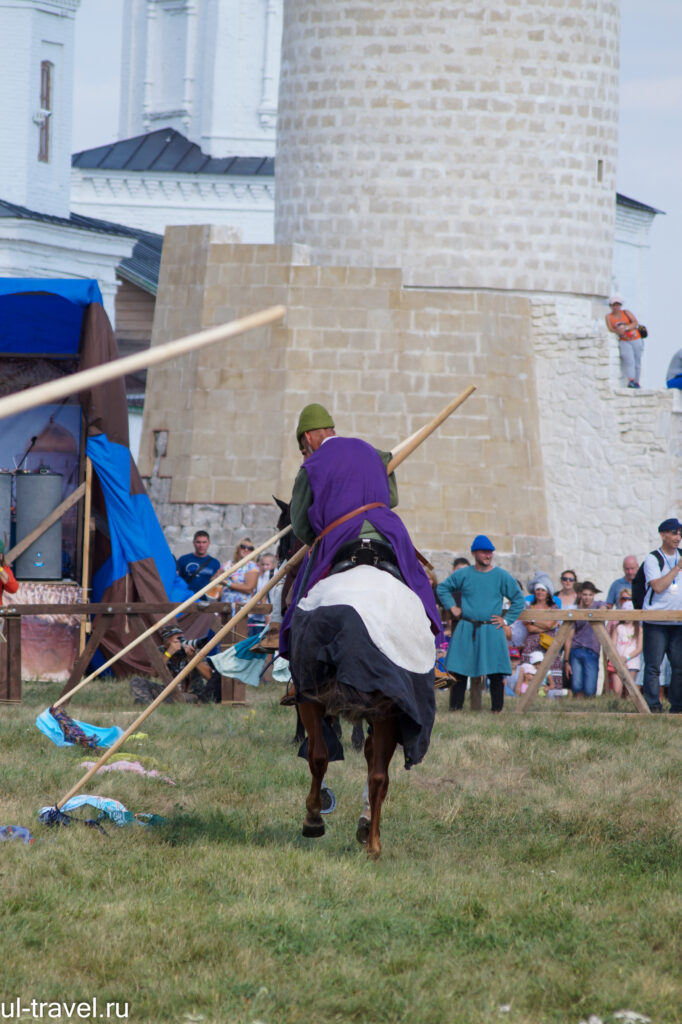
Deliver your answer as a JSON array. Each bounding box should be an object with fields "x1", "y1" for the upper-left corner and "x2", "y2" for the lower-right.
[{"x1": 627, "y1": 380, "x2": 638, "y2": 389}]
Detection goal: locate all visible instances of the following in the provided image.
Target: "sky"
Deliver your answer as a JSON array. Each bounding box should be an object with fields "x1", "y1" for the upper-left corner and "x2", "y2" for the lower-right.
[{"x1": 72, "y1": 0, "x2": 681, "y2": 388}]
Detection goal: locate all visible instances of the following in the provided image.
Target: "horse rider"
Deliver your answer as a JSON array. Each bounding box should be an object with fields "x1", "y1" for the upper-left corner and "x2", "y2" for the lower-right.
[{"x1": 280, "y1": 402, "x2": 441, "y2": 766}]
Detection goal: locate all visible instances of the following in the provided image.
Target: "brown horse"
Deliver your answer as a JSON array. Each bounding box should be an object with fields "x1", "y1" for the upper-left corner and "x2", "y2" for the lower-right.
[{"x1": 297, "y1": 697, "x2": 398, "y2": 860}]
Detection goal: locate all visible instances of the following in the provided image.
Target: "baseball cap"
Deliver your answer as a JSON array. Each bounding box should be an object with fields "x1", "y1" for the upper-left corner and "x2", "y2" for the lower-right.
[{"x1": 658, "y1": 517, "x2": 682, "y2": 533}]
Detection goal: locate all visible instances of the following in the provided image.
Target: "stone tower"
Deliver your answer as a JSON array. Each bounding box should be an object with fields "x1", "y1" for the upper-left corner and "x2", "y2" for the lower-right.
[
  {"x1": 275, "y1": 0, "x2": 618, "y2": 296},
  {"x1": 140, "y1": 1, "x2": 681, "y2": 583}
]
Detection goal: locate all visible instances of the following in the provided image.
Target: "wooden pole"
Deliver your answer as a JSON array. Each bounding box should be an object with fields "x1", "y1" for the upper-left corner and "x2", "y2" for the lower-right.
[
  {"x1": 386, "y1": 385, "x2": 476, "y2": 473},
  {"x1": 4, "y1": 481, "x2": 86, "y2": 566},
  {"x1": 52, "y1": 524, "x2": 292, "y2": 708},
  {"x1": 52, "y1": 393, "x2": 477, "y2": 806},
  {"x1": 0, "y1": 306, "x2": 287, "y2": 423},
  {"x1": 591, "y1": 623, "x2": 650, "y2": 714},
  {"x1": 54, "y1": 387, "x2": 475, "y2": 706},
  {"x1": 515, "y1": 622, "x2": 573, "y2": 712},
  {"x1": 78, "y1": 458, "x2": 93, "y2": 655},
  {"x1": 54, "y1": 545, "x2": 307, "y2": 810}
]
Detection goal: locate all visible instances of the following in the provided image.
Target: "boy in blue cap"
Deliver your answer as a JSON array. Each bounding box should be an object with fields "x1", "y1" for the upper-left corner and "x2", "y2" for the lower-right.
[{"x1": 437, "y1": 535, "x2": 524, "y2": 712}]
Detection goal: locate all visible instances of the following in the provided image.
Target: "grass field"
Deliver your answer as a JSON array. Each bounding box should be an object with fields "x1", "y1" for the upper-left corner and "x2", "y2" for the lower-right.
[{"x1": 1, "y1": 680, "x2": 681, "y2": 1024}]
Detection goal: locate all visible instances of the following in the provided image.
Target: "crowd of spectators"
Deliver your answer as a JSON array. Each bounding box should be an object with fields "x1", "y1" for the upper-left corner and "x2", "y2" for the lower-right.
[
  {"x1": 435, "y1": 516, "x2": 682, "y2": 714},
  {"x1": 168, "y1": 515, "x2": 681, "y2": 716}
]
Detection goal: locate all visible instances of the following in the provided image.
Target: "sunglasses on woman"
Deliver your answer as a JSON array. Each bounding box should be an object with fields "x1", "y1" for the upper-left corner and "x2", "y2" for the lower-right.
[{"x1": 240, "y1": 544, "x2": 255, "y2": 552}]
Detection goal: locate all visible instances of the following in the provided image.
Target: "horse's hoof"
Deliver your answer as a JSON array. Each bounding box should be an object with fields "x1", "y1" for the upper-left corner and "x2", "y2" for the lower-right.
[
  {"x1": 366, "y1": 846, "x2": 381, "y2": 861},
  {"x1": 302, "y1": 817, "x2": 325, "y2": 838},
  {"x1": 356, "y1": 815, "x2": 370, "y2": 845}
]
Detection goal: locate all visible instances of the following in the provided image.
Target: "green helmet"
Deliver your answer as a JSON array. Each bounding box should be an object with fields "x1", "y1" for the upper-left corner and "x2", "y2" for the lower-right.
[{"x1": 295, "y1": 403, "x2": 335, "y2": 443}]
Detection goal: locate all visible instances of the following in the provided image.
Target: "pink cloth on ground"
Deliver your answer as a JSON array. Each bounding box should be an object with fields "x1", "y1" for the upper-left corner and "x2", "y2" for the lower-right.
[{"x1": 80, "y1": 760, "x2": 176, "y2": 785}]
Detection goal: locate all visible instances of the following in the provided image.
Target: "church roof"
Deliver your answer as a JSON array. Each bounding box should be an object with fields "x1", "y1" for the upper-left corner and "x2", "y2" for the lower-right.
[
  {"x1": 0, "y1": 198, "x2": 163, "y2": 295},
  {"x1": 72, "y1": 129, "x2": 274, "y2": 177}
]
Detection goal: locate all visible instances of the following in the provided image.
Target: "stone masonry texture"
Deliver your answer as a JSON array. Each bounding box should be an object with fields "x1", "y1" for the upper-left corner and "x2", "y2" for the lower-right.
[
  {"x1": 275, "y1": 0, "x2": 619, "y2": 295},
  {"x1": 139, "y1": 228, "x2": 680, "y2": 587}
]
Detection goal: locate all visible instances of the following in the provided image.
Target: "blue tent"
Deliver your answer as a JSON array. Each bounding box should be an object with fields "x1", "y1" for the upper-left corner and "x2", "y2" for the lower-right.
[{"x1": 1, "y1": 279, "x2": 190, "y2": 675}]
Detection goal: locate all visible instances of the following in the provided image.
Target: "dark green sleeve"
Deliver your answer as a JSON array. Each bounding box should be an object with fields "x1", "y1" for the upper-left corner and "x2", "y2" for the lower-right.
[
  {"x1": 377, "y1": 449, "x2": 399, "y2": 508},
  {"x1": 290, "y1": 467, "x2": 316, "y2": 545}
]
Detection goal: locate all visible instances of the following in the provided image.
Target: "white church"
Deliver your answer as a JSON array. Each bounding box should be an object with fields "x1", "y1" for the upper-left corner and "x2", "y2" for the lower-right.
[{"x1": 0, "y1": 0, "x2": 663, "y2": 373}]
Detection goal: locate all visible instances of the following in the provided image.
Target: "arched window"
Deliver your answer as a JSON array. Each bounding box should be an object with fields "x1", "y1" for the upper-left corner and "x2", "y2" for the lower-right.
[{"x1": 38, "y1": 61, "x2": 53, "y2": 162}]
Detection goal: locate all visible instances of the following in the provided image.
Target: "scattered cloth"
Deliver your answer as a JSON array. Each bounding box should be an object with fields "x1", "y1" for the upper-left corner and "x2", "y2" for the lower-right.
[
  {"x1": 108, "y1": 752, "x2": 164, "y2": 770},
  {"x1": 80, "y1": 760, "x2": 176, "y2": 785},
  {"x1": 39, "y1": 795, "x2": 133, "y2": 827},
  {"x1": 36, "y1": 708, "x2": 124, "y2": 749},
  {"x1": 38, "y1": 795, "x2": 166, "y2": 829},
  {"x1": 209, "y1": 632, "x2": 268, "y2": 688},
  {"x1": 0, "y1": 825, "x2": 34, "y2": 845}
]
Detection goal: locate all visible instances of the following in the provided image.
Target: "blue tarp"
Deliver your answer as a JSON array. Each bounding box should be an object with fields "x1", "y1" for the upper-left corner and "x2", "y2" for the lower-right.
[
  {"x1": 5, "y1": 278, "x2": 191, "y2": 676},
  {"x1": 87, "y1": 434, "x2": 190, "y2": 603},
  {"x1": 0, "y1": 279, "x2": 104, "y2": 357}
]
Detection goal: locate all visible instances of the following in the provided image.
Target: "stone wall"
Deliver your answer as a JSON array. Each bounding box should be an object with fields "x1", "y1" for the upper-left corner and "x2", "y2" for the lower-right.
[
  {"x1": 140, "y1": 228, "x2": 554, "y2": 573},
  {"x1": 531, "y1": 297, "x2": 682, "y2": 588},
  {"x1": 275, "y1": 0, "x2": 619, "y2": 295},
  {"x1": 140, "y1": 229, "x2": 681, "y2": 592}
]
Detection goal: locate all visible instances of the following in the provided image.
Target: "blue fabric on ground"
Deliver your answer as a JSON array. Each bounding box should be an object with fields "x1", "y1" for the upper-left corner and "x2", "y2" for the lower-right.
[
  {"x1": 38, "y1": 795, "x2": 134, "y2": 826},
  {"x1": 35, "y1": 708, "x2": 124, "y2": 749},
  {"x1": 0, "y1": 826, "x2": 34, "y2": 844}
]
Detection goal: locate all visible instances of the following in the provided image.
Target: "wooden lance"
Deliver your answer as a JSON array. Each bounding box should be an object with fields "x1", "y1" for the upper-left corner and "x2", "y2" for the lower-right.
[
  {"x1": 0, "y1": 306, "x2": 287, "y2": 423},
  {"x1": 52, "y1": 385, "x2": 477, "y2": 811}
]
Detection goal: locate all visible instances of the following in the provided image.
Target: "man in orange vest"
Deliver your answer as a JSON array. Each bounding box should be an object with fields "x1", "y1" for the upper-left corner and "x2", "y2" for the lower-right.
[{"x1": 605, "y1": 294, "x2": 643, "y2": 389}]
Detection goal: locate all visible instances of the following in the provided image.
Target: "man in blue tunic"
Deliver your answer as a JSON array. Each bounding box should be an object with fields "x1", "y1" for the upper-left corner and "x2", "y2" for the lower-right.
[
  {"x1": 437, "y1": 535, "x2": 524, "y2": 713},
  {"x1": 282, "y1": 403, "x2": 440, "y2": 768}
]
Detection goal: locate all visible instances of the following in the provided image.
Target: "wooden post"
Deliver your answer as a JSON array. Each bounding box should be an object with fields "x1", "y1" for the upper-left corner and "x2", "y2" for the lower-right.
[
  {"x1": 0, "y1": 615, "x2": 22, "y2": 703},
  {"x1": 515, "y1": 622, "x2": 573, "y2": 712},
  {"x1": 78, "y1": 457, "x2": 93, "y2": 655},
  {"x1": 591, "y1": 622, "x2": 650, "y2": 714},
  {"x1": 55, "y1": 546, "x2": 307, "y2": 811},
  {"x1": 52, "y1": 525, "x2": 293, "y2": 708}
]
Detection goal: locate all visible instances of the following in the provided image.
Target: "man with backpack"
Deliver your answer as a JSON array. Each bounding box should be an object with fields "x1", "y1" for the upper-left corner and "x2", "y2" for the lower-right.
[{"x1": 638, "y1": 518, "x2": 682, "y2": 713}]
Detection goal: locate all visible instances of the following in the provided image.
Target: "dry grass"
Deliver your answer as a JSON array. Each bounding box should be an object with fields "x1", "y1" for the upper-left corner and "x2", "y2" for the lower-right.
[{"x1": 1, "y1": 679, "x2": 681, "y2": 1024}]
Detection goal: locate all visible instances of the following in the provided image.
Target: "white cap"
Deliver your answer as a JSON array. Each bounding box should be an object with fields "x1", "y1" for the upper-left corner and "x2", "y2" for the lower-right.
[
  {"x1": 609, "y1": 294, "x2": 623, "y2": 305},
  {"x1": 529, "y1": 651, "x2": 544, "y2": 664}
]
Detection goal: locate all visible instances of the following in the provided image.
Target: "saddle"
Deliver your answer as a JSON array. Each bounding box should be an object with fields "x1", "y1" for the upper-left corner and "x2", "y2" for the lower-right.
[{"x1": 329, "y1": 538, "x2": 404, "y2": 583}]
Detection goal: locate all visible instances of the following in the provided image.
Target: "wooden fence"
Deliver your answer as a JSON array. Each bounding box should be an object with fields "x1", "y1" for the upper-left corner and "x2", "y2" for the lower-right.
[
  {"x1": 515, "y1": 607, "x2": 682, "y2": 714},
  {"x1": 1, "y1": 601, "x2": 680, "y2": 714},
  {"x1": 0, "y1": 601, "x2": 268, "y2": 704}
]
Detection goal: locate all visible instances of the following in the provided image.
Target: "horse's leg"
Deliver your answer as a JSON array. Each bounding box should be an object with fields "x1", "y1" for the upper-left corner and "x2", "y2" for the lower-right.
[
  {"x1": 297, "y1": 701, "x2": 328, "y2": 838},
  {"x1": 356, "y1": 726, "x2": 373, "y2": 846},
  {"x1": 293, "y1": 705, "x2": 306, "y2": 745},
  {"x1": 365, "y1": 715, "x2": 398, "y2": 860}
]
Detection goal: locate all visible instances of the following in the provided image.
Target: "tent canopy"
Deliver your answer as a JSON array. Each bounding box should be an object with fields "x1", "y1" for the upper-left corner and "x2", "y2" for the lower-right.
[
  {"x1": 2, "y1": 278, "x2": 190, "y2": 675},
  {"x1": 0, "y1": 278, "x2": 103, "y2": 358}
]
